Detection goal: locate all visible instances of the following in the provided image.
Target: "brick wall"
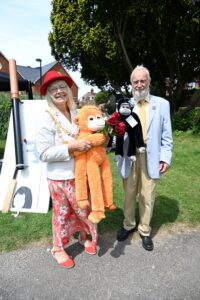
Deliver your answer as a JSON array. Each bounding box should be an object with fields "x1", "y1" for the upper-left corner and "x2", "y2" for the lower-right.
[{"x1": 0, "y1": 53, "x2": 22, "y2": 79}]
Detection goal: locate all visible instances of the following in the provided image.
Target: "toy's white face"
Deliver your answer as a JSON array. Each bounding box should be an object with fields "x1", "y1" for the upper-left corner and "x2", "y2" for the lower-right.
[
  {"x1": 13, "y1": 193, "x2": 26, "y2": 208},
  {"x1": 119, "y1": 103, "x2": 131, "y2": 116},
  {"x1": 87, "y1": 114, "x2": 105, "y2": 131}
]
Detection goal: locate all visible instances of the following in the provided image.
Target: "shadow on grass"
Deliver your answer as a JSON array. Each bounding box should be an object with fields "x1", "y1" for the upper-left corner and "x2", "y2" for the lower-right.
[
  {"x1": 151, "y1": 195, "x2": 180, "y2": 238},
  {"x1": 98, "y1": 207, "x2": 124, "y2": 234},
  {"x1": 97, "y1": 195, "x2": 179, "y2": 238}
]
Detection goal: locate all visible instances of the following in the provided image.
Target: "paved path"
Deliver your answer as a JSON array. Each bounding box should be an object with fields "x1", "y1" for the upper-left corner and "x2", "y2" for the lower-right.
[{"x1": 0, "y1": 229, "x2": 200, "y2": 300}]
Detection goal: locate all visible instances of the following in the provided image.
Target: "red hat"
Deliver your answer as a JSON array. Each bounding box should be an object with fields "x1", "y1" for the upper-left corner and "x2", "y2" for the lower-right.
[{"x1": 40, "y1": 70, "x2": 73, "y2": 96}]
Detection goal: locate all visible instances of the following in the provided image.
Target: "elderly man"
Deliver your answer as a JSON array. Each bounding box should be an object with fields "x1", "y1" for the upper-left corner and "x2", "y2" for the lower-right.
[{"x1": 117, "y1": 65, "x2": 173, "y2": 251}]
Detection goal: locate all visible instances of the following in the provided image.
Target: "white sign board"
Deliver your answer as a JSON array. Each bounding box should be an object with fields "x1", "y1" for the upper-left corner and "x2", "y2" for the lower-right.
[{"x1": 0, "y1": 100, "x2": 50, "y2": 213}]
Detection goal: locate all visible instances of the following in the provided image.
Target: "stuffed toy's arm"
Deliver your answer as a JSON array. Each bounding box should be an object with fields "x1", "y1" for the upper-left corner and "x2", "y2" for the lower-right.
[
  {"x1": 85, "y1": 133, "x2": 106, "y2": 146},
  {"x1": 73, "y1": 133, "x2": 106, "y2": 157}
]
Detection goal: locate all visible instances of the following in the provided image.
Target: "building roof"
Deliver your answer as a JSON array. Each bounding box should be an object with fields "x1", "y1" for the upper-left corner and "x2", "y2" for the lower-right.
[
  {"x1": 17, "y1": 61, "x2": 57, "y2": 83},
  {"x1": 82, "y1": 88, "x2": 96, "y2": 99},
  {"x1": 0, "y1": 50, "x2": 78, "y2": 91}
]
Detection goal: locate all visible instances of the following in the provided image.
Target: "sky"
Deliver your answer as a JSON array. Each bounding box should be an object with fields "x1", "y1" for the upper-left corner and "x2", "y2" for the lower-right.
[{"x1": 0, "y1": 0, "x2": 99, "y2": 98}]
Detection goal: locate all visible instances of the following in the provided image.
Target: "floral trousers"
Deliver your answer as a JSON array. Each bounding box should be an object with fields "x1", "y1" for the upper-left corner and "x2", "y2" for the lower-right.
[{"x1": 48, "y1": 179, "x2": 97, "y2": 248}]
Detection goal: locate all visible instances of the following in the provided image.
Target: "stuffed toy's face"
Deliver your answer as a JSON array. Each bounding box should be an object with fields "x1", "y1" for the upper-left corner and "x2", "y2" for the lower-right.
[
  {"x1": 119, "y1": 102, "x2": 132, "y2": 116},
  {"x1": 75, "y1": 105, "x2": 105, "y2": 132}
]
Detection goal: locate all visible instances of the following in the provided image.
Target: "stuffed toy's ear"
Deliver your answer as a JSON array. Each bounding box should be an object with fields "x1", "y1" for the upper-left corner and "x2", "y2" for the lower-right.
[{"x1": 74, "y1": 116, "x2": 79, "y2": 125}]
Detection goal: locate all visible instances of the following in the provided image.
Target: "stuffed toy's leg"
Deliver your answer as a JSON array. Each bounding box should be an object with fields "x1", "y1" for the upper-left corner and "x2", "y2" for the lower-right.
[
  {"x1": 101, "y1": 158, "x2": 116, "y2": 211},
  {"x1": 134, "y1": 123, "x2": 146, "y2": 153},
  {"x1": 127, "y1": 131, "x2": 137, "y2": 158},
  {"x1": 115, "y1": 133, "x2": 135, "y2": 179},
  {"x1": 75, "y1": 154, "x2": 90, "y2": 209},
  {"x1": 115, "y1": 136, "x2": 124, "y2": 156},
  {"x1": 86, "y1": 160, "x2": 105, "y2": 224}
]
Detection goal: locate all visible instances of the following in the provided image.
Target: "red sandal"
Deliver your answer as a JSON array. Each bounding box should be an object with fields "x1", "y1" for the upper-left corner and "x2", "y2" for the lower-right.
[
  {"x1": 78, "y1": 235, "x2": 97, "y2": 255},
  {"x1": 51, "y1": 249, "x2": 75, "y2": 269}
]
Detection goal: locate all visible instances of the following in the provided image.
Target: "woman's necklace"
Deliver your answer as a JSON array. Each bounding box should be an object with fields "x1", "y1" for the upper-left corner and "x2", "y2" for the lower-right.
[{"x1": 46, "y1": 108, "x2": 78, "y2": 143}]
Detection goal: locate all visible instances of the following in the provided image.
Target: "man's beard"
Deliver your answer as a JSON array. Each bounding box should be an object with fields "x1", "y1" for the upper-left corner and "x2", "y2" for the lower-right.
[{"x1": 132, "y1": 88, "x2": 149, "y2": 101}]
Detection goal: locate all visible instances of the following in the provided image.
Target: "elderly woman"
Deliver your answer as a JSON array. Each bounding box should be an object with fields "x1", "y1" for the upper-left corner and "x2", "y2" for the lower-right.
[{"x1": 36, "y1": 71, "x2": 97, "y2": 268}]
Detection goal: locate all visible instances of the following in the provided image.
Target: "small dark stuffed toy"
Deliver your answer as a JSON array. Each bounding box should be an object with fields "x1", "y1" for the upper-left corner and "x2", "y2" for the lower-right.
[{"x1": 115, "y1": 95, "x2": 145, "y2": 161}]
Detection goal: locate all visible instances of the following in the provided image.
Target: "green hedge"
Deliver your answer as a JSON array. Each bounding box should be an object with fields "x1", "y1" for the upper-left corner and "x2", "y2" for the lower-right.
[
  {"x1": 172, "y1": 107, "x2": 200, "y2": 135},
  {"x1": 0, "y1": 95, "x2": 11, "y2": 139}
]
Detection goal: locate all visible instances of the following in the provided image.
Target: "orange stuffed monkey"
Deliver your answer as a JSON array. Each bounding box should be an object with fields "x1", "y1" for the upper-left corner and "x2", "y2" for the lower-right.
[{"x1": 74, "y1": 105, "x2": 116, "y2": 223}]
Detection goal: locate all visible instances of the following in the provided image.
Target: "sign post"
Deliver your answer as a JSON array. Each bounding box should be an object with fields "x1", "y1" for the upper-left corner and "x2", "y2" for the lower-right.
[{"x1": 2, "y1": 59, "x2": 25, "y2": 213}]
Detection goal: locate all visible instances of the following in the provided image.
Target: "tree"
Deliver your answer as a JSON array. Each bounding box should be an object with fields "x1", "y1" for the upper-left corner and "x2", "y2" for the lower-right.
[
  {"x1": 49, "y1": 0, "x2": 200, "y2": 112},
  {"x1": 94, "y1": 91, "x2": 110, "y2": 106}
]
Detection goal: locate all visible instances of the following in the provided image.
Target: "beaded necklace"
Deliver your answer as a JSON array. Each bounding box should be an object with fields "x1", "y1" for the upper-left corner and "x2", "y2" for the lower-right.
[{"x1": 45, "y1": 108, "x2": 78, "y2": 143}]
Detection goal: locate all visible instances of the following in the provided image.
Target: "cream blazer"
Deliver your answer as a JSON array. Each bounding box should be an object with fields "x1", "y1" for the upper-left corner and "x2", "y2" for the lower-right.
[
  {"x1": 130, "y1": 95, "x2": 173, "y2": 179},
  {"x1": 35, "y1": 108, "x2": 78, "y2": 180}
]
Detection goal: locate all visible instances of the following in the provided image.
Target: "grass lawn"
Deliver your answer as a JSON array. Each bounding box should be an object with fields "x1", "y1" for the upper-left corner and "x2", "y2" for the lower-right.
[{"x1": 0, "y1": 131, "x2": 200, "y2": 252}]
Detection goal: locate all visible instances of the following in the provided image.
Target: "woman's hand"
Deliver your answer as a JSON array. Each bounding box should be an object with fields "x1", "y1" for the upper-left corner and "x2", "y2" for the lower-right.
[
  {"x1": 68, "y1": 139, "x2": 92, "y2": 153},
  {"x1": 103, "y1": 135, "x2": 110, "y2": 148}
]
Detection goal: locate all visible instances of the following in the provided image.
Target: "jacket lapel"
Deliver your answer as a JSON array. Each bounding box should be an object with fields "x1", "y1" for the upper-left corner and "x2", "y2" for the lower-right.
[
  {"x1": 130, "y1": 96, "x2": 157, "y2": 131},
  {"x1": 147, "y1": 95, "x2": 157, "y2": 131}
]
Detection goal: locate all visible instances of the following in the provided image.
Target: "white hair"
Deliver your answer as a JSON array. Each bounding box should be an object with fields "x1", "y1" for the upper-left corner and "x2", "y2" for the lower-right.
[
  {"x1": 46, "y1": 81, "x2": 76, "y2": 111},
  {"x1": 130, "y1": 65, "x2": 151, "y2": 85}
]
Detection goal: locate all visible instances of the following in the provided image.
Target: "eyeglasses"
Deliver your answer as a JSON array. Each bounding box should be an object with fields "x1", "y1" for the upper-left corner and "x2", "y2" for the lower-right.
[
  {"x1": 132, "y1": 80, "x2": 146, "y2": 85},
  {"x1": 49, "y1": 85, "x2": 67, "y2": 93}
]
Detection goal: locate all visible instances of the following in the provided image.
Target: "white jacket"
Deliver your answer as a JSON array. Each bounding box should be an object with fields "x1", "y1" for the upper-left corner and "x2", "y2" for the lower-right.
[{"x1": 35, "y1": 108, "x2": 79, "y2": 180}]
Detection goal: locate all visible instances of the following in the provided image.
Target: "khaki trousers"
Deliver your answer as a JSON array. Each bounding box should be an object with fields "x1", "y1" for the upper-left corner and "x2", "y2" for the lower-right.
[{"x1": 122, "y1": 152, "x2": 156, "y2": 236}]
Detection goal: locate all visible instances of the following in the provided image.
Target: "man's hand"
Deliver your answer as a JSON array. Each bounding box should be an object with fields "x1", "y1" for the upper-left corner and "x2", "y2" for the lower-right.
[{"x1": 159, "y1": 161, "x2": 170, "y2": 173}]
